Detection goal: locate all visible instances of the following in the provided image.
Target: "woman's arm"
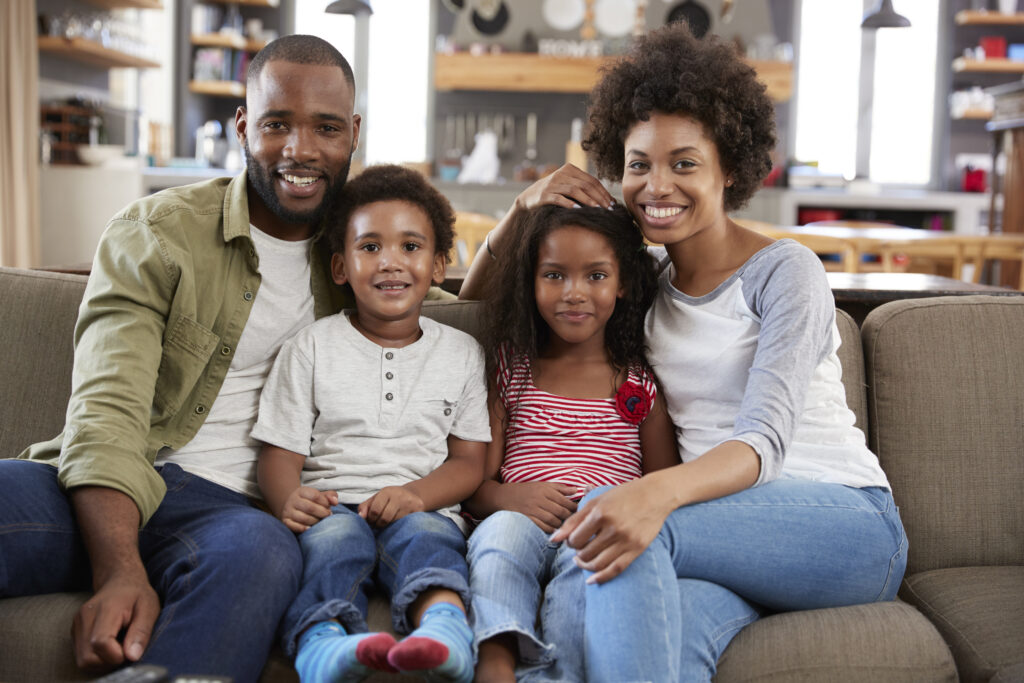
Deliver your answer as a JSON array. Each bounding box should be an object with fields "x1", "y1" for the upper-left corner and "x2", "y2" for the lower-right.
[
  {"x1": 551, "y1": 440, "x2": 759, "y2": 584},
  {"x1": 459, "y1": 164, "x2": 616, "y2": 300}
]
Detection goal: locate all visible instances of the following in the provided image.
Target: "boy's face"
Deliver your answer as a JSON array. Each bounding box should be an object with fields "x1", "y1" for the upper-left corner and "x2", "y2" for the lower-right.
[{"x1": 331, "y1": 199, "x2": 446, "y2": 329}]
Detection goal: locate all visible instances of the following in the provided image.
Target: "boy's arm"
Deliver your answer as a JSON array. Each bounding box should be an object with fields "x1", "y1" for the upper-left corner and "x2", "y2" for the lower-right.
[
  {"x1": 639, "y1": 392, "x2": 681, "y2": 474},
  {"x1": 460, "y1": 388, "x2": 508, "y2": 520},
  {"x1": 359, "y1": 436, "x2": 486, "y2": 526},
  {"x1": 258, "y1": 444, "x2": 336, "y2": 533}
]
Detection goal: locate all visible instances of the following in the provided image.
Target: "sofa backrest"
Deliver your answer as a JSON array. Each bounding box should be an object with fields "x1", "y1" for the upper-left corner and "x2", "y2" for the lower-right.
[
  {"x1": 0, "y1": 268, "x2": 87, "y2": 459},
  {"x1": 863, "y1": 295, "x2": 1024, "y2": 574}
]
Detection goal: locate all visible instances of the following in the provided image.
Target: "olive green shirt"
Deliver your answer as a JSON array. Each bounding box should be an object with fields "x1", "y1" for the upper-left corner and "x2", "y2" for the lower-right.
[{"x1": 19, "y1": 173, "x2": 354, "y2": 525}]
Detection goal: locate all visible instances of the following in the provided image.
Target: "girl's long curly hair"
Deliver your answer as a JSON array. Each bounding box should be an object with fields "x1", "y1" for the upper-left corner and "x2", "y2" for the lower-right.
[{"x1": 482, "y1": 204, "x2": 658, "y2": 387}]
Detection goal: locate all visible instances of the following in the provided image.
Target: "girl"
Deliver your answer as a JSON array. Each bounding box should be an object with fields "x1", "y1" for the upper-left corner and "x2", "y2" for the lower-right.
[
  {"x1": 462, "y1": 204, "x2": 678, "y2": 682},
  {"x1": 463, "y1": 23, "x2": 907, "y2": 683}
]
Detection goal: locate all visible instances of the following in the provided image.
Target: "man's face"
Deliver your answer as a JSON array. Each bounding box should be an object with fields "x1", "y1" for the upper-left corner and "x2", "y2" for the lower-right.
[{"x1": 236, "y1": 60, "x2": 361, "y2": 238}]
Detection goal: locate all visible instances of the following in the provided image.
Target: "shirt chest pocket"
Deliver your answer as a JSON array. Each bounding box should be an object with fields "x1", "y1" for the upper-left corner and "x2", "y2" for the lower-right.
[
  {"x1": 410, "y1": 396, "x2": 460, "y2": 445},
  {"x1": 153, "y1": 314, "x2": 221, "y2": 418}
]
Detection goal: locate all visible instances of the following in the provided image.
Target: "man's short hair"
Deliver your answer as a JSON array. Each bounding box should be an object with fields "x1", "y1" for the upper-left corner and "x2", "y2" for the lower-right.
[{"x1": 246, "y1": 34, "x2": 355, "y2": 91}]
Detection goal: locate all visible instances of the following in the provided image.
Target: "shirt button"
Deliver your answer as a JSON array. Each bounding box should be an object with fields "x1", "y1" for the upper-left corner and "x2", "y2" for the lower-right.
[
  {"x1": 385, "y1": 392, "x2": 394, "y2": 401},
  {"x1": 194, "y1": 405, "x2": 206, "y2": 414},
  {"x1": 444, "y1": 408, "x2": 452, "y2": 416},
  {"x1": 385, "y1": 352, "x2": 394, "y2": 360},
  {"x1": 220, "y1": 346, "x2": 231, "y2": 356},
  {"x1": 385, "y1": 372, "x2": 394, "y2": 380},
  {"x1": 243, "y1": 291, "x2": 254, "y2": 301}
]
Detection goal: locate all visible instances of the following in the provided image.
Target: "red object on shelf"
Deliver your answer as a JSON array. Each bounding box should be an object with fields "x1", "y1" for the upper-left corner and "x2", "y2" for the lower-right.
[
  {"x1": 798, "y1": 208, "x2": 842, "y2": 224},
  {"x1": 963, "y1": 167, "x2": 987, "y2": 193},
  {"x1": 980, "y1": 36, "x2": 1007, "y2": 59}
]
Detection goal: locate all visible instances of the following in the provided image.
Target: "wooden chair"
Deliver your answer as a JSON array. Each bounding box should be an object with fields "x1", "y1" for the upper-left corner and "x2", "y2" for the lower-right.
[
  {"x1": 734, "y1": 218, "x2": 859, "y2": 272},
  {"x1": 955, "y1": 234, "x2": 1024, "y2": 290},
  {"x1": 452, "y1": 211, "x2": 499, "y2": 267},
  {"x1": 806, "y1": 220, "x2": 964, "y2": 277}
]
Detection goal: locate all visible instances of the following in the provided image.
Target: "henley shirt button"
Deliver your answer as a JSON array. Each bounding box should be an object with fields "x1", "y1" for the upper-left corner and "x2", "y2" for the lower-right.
[
  {"x1": 195, "y1": 405, "x2": 206, "y2": 414},
  {"x1": 385, "y1": 371, "x2": 394, "y2": 380},
  {"x1": 385, "y1": 392, "x2": 394, "y2": 401},
  {"x1": 385, "y1": 352, "x2": 394, "y2": 360},
  {"x1": 220, "y1": 346, "x2": 231, "y2": 356},
  {"x1": 444, "y1": 408, "x2": 452, "y2": 416},
  {"x1": 243, "y1": 291, "x2": 254, "y2": 301}
]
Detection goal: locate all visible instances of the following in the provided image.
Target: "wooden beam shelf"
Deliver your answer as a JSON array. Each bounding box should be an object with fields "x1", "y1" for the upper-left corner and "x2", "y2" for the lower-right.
[
  {"x1": 953, "y1": 58, "x2": 1024, "y2": 74},
  {"x1": 83, "y1": 0, "x2": 163, "y2": 8},
  {"x1": 953, "y1": 108, "x2": 994, "y2": 120},
  {"x1": 38, "y1": 36, "x2": 160, "y2": 69},
  {"x1": 203, "y1": 0, "x2": 280, "y2": 6},
  {"x1": 189, "y1": 80, "x2": 246, "y2": 98},
  {"x1": 434, "y1": 53, "x2": 793, "y2": 101},
  {"x1": 192, "y1": 33, "x2": 267, "y2": 52},
  {"x1": 955, "y1": 10, "x2": 1024, "y2": 25}
]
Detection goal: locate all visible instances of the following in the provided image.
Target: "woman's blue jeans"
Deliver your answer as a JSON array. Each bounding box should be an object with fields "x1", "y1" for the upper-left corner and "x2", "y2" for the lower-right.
[
  {"x1": 581, "y1": 480, "x2": 907, "y2": 683},
  {"x1": 0, "y1": 460, "x2": 302, "y2": 683},
  {"x1": 281, "y1": 504, "x2": 471, "y2": 656},
  {"x1": 467, "y1": 510, "x2": 585, "y2": 682}
]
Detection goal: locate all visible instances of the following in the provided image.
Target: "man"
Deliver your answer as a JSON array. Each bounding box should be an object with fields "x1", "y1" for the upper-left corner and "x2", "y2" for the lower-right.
[{"x1": 0, "y1": 36, "x2": 364, "y2": 681}]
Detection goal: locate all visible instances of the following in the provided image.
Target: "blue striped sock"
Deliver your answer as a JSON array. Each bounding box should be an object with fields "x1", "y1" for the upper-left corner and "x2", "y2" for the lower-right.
[
  {"x1": 295, "y1": 620, "x2": 397, "y2": 683},
  {"x1": 386, "y1": 602, "x2": 474, "y2": 683}
]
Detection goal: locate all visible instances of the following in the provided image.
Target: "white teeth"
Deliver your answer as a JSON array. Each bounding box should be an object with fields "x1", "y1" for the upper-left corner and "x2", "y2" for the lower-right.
[
  {"x1": 645, "y1": 206, "x2": 683, "y2": 219},
  {"x1": 377, "y1": 284, "x2": 407, "y2": 290},
  {"x1": 282, "y1": 173, "x2": 318, "y2": 186}
]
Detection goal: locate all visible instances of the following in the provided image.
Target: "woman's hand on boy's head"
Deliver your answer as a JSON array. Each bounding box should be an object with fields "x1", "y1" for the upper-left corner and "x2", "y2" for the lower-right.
[
  {"x1": 495, "y1": 481, "x2": 578, "y2": 533},
  {"x1": 358, "y1": 486, "x2": 425, "y2": 527},
  {"x1": 281, "y1": 486, "x2": 337, "y2": 534},
  {"x1": 515, "y1": 164, "x2": 616, "y2": 212}
]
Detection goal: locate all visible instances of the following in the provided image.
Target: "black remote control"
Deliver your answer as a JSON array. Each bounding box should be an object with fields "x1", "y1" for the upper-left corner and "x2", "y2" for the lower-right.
[{"x1": 93, "y1": 664, "x2": 168, "y2": 683}]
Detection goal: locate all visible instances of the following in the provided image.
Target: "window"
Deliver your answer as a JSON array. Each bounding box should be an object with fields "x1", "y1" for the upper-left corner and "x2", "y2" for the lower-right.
[{"x1": 794, "y1": 0, "x2": 940, "y2": 185}]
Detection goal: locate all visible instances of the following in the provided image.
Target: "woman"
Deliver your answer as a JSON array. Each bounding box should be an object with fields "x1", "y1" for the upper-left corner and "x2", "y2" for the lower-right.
[{"x1": 461, "y1": 23, "x2": 906, "y2": 682}]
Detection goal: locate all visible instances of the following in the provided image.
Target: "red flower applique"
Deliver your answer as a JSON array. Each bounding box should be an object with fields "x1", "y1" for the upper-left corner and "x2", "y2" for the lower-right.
[{"x1": 615, "y1": 381, "x2": 651, "y2": 425}]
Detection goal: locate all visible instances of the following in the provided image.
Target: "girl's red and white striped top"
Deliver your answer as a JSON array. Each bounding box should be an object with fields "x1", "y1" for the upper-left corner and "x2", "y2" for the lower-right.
[{"x1": 496, "y1": 345, "x2": 657, "y2": 501}]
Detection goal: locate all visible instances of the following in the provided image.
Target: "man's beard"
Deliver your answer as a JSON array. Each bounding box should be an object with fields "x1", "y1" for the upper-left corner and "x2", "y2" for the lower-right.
[{"x1": 244, "y1": 140, "x2": 351, "y2": 226}]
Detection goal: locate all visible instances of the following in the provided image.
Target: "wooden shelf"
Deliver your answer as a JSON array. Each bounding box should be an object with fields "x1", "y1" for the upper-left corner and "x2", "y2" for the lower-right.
[
  {"x1": 83, "y1": 0, "x2": 163, "y2": 7},
  {"x1": 955, "y1": 10, "x2": 1024, "y2": 25},
  {"x1": 189, "y1": 80, "x2": 246, "y2": 97},
  {"x1": 203, "y1": 0, "x2": 279, "y2": 6},
  {"x1": 38, "y1": 36, "x2": 160, "y2": 69},
  {"x1": 953, "y1": 57, "x2": 1024, "y2": 73},
  {"x1": 434, "y1": 53, "x2": 793, "y2": 101},
  {"x1": 191, "y1": 33, "x2": 267, "y2": 52},
  {"x1": 953, "y1": 108, "x2": 994, "y2": 120}
]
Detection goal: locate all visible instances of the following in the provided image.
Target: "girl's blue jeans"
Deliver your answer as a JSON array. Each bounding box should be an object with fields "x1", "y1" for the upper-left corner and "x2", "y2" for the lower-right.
[
  {"x1": 281, "y1": 504, "x2": 471, "y2": 656},
  {"x1": 0, "y1": 460, "x2": 302, "y2": 683},
  {"x1": 581, "y1": 480, "x2": 908, "y2": 683},
  {"x1": 467, "y1": 510, "x2": 585, "y2": 682}
]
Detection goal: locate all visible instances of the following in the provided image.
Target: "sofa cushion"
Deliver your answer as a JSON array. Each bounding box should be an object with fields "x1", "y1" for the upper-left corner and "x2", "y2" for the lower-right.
[
  {"x1": 862, "y1": 295, "x2": 1024, "y2": 574},
  {"x1": 0, "y1": 268, "x2": 87, "y2": 460},
  {"x1": 714, "y1": 600, "x2": 956, "y2": 682},
  {"x1": 900, "y1": 566, "x2": 1024, "y2": 683},
  {"x1": 834, "y1": 308, "x2": 867, "y2": 433}
]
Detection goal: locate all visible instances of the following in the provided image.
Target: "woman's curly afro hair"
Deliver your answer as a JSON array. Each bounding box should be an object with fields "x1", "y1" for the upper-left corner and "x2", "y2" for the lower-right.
[
  {"x1": 583, "y1": 22, "x2": 777, "y2": 212},
  {"x1": 328, "y1": 164, "x2": 455, "y2": 260}
]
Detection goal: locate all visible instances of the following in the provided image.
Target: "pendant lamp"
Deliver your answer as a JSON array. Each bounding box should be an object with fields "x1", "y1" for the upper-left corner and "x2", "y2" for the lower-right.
[{"x1": 861, "y1": 0, "x2": 911, "y2": 29}]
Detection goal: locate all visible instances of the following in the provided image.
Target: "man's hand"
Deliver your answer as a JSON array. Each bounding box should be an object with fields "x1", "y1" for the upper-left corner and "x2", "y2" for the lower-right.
[
  {"x1": 280, "y1": 486, "x2": 337, "y2": 533},
  {"x1": 358, "y1": 486, "x2": 425, "y2": 527},
  {"x1": 494, "y1": 481, "x2": 578, "y2": 533},
  {"x1": 71, "y1": 566, "x2": 159, "y2": 671}
]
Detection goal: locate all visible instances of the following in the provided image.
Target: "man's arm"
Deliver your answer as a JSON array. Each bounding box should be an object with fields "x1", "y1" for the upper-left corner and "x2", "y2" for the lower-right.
[{"x1": 69, "y1": 487, "x2": 159, "y2": 671}]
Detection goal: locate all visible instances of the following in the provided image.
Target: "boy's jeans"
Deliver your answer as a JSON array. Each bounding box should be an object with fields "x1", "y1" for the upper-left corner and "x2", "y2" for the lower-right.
[
  {"x1": 281, "y1": 504, "x2": 471, "y2": 656},
  {"x1": 467, "y1": 510, "x2": 585, "y2": 682},
  {"x1": 0, "y1": 461, "x2": 302, "y2": 683},
  {"x1": 581, "y1": 481, "x2": 908, "y2": 683}
]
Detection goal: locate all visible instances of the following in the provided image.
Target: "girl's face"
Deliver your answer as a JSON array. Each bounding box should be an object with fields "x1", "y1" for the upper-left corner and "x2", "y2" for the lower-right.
[
  {"x1": 534, "y1": 225, "x2": 624, "y2": 350},
  {"x1": 621, "y1": 112, "x2": 729, "y2": 246}
]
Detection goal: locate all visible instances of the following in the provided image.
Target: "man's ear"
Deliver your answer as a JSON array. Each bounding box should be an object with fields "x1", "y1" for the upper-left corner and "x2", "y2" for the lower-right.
[
  {"x1": 330, "y1": 252, "x2": 348, "y2": 285},
  {"x1": 431, "y1": 251, "x2": 447, "y2": 286},
  {"x1": 235, "y1": 106, "x2": 247, "y2": 148},
  {"x1": 351, "y1": 113, "x2": 362, "y2": 153}
]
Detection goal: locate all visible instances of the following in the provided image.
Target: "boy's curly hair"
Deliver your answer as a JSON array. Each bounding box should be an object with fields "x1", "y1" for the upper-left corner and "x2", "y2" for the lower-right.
[
  {"x1": 583, "y1": 23, "x2": 777, "y2": 211},
  {"x1": 328, "y1": 164, "x2": 455, "y2": 259},
  {"x1": 483, "y1": 204, "x2": 657, "y2": 384}
]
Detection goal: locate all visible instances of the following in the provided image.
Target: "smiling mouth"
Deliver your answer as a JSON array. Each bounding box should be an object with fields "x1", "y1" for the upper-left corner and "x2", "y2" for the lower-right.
[
  {"x1": 375, "y1": 282, "x2": 410, "y2": 291},
  {"x1": 279, "y1": 172, "x2": 321, "y2": 187},
  {"x1": 643, "y1": 205, "x2": 685, "y2": 219}
]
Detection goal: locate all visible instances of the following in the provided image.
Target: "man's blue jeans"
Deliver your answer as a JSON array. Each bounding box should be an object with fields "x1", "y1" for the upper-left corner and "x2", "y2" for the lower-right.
[
  {"x1": 0, "y1": 460, "x2": 302, "y2": 683},
  {"x1": 467, "y1": 510, "x2": 585, "y2": 682},
  {"x1": 581, "y1": 481, "x2": 908, "y2": 682},
  {"x1": 281, "y1": 504, "x2": 471, "y2": 656}
]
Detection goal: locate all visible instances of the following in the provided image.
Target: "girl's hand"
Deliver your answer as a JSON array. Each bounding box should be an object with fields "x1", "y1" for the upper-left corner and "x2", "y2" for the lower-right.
[
  {"x1": 496, "y1": 481, "x2": 579, "y2": 533},
  {"x1": 514, "y1": 163, "x2": 616, "y2": 212},
  {"x1": 281, "y1": 486, "x2": 337, "y2": 533},
  {"x1": 358, "y1": 486, "x2": 425, "y2": 527},
  {"x1": 550, "y1": 478, "x2": 675, "y2": 584}
]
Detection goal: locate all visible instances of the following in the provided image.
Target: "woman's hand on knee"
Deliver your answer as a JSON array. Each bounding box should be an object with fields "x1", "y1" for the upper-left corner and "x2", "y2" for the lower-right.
[{"x1": 551, "y1": 479, "x2": 673, "y2": 584}]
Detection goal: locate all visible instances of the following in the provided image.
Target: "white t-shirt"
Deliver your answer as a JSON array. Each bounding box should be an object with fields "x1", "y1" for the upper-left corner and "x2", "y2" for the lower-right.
[
  {"x1": 251, "y1": 312, "x2": 491, "y2": 532},
  {"x1": 645, "y1": 240, "x2": 890, "y2": 489},
  {"x1": 156, "y1": 225, "x2": 315, "y2": 497}
]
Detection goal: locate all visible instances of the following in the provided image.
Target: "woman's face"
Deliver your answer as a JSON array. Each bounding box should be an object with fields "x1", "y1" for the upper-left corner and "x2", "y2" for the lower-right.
[{"x1": 620, "y1": 112, "x2": 729, "y2": 246}]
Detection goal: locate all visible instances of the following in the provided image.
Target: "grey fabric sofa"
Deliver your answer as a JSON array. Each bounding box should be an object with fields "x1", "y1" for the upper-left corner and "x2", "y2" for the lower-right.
[{"x1": 1, "y1": 265, "x2": 1021, "y2": 682}]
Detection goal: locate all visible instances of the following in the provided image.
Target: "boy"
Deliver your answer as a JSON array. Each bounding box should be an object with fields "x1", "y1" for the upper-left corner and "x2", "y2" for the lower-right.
[{"x1": 252, "y1": 165, "x2": 489, "y2": 683}]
